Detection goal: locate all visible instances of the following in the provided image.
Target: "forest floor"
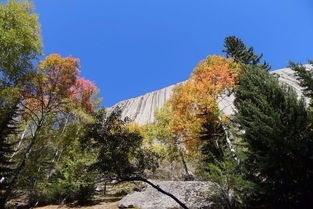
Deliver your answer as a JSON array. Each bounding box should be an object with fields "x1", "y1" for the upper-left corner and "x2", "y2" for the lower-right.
[{"x1": 34, "y1": 195, "x2": 122, "y2": 209}]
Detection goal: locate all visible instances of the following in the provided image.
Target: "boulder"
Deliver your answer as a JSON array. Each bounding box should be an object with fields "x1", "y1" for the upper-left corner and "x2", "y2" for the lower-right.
[{"x1": 119, "y1": 181, "x2": 213, "y2": 209}]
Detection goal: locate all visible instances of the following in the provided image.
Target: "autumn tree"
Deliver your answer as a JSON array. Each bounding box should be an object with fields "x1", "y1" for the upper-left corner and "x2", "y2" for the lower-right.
[
  {"x1": 146, "y1": 103, "x2": 192, "y2": 179},
  {"x1": 168, "y1": 55, "x2": 241, "y2": 154},
  {"x1": 23, "y1": 54, "x2": 97, "y2": 115},
  {"x1": 1, "y1": 54, "x2": 97, "y2": 207}
]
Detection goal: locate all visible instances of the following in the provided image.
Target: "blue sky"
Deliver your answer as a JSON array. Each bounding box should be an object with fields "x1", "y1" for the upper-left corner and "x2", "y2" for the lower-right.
[{"x1": 29, "y1": 0, "x2": 313, "y2": 106}]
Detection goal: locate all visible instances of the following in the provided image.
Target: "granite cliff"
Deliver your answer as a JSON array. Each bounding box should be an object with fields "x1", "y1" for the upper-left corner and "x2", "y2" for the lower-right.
[{"x1": 109, "y1": 67, "x2": 308, "y2": 125}]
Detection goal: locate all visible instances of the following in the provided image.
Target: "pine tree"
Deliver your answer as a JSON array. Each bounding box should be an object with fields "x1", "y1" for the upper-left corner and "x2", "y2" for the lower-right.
[
  {"x1": 234, "y1": 65, "x2": 313, "y2": 209},
  {"x1": 223, "y1": 36, "x2": 270, "y2": 70},
  {"x1": 289, "y1": 60, "x2": 313, "y2": 106},
  {"x1": 0, "y1": 91, "x2": 19, "y2": 208}
]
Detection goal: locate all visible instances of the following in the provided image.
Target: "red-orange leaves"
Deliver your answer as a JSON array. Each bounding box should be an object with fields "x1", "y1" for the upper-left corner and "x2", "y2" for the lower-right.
[
  {"x1": 38, "y1": 54, "x2": 80, "y2": 101},
  {"x1": 72, "y1": 77, "x2": 97, "y2": 113},
  {"x1": 23, "y1": 54, "x2": 97, "y2": 117}
]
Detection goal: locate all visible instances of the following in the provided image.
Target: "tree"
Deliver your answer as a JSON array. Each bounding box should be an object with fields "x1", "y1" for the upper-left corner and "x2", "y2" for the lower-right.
[
  {"x1": 82, "y1": 108, "x2": 189, "y2": 209},
  {"x1": 42, "y1": 128, "x2": 96, "y2": 205},
  {"x1": 223, "y1": 36, "x2": 270, "y2": 70},
  {"x1": 199, "y1": 150, "x2": 254, "y2": 209},
  {"x1": 0, "y1": 0, "x2": 41, "y2": 85},
  {"x1": 0, "y1": 88, "x2": 20, "y2": 203},
  {"x1": 24, "y1": 54, "x2": 97, "y2": 116},
  {"x1": 146, "y1": 104, "x2": 192, "y2": 179},
  {"x1": 169, "y1": 55, "x2": 241, "y2": 154},
  {"x1": 1, "y1": 54, "x2": 97, "y2": 207},
  {"x1": 14, "y1": 108, "x2": 97, "y2": 206},
  {"x1": 234, "y1": 65, "x2": 313, "y2": 209},
  {"x1": 289, "y1": 60, "x2": 313, "y2": 106},
  {"x1": 0, "y1": 0, "x2": 41, "y2": 207}
]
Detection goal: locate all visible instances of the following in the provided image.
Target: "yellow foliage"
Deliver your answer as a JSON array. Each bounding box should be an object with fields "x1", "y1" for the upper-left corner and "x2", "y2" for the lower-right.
[
  {"x1": 126, "y1": 122, "x2": 151, "y2": 144},
  {"x1": 169, "y1": 55, "x2": 241, "y2": 152}
]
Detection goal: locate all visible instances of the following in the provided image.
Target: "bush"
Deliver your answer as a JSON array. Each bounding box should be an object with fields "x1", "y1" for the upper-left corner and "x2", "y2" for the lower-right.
[
  {"x1": 45, "y1": 168, "x2": 95, "y2": 205},
  {"x1": 200, "y1": 153, "x2": 254, "y2": 209},
  {"x1": 41, "y1": 146, "x2": 96, "y2": 205}
]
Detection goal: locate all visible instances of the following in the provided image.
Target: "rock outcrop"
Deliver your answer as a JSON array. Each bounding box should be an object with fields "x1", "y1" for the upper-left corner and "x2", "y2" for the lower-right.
[
  {"x1": 119, "y1": 181, "x2": 213, "y2": 209},
  {"x1": 109, "y1": 84, "x2": 177, "y2": 125},
  {"x1": 110, "y1": 67, "x2": 308, "y2": 125}
]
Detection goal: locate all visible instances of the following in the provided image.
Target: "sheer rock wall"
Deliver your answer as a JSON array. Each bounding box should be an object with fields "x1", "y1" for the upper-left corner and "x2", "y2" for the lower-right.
[{"x1": 109, "y1": 67, "x2": 308, "y2": 125}]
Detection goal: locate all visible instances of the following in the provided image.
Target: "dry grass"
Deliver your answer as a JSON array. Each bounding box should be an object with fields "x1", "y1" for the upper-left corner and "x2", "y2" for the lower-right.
[{"x1": 34, "y1": 195, "x2": 122, "y2": 209}]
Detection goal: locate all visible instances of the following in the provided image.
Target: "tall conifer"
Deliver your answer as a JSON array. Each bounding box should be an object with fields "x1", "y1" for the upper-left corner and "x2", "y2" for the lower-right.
[
  {"x1": 0, "y1": 92, "x2": 19, "y2": 207},
  {"x1": 223, "y1": 36, "x2": 270, "y2": 70},
  {"x1": 234, "y1": 65, "x2": 313, "y2": 209},
  {"x1": 289, "y1": 60, "x2": 313, "y2": 106}
]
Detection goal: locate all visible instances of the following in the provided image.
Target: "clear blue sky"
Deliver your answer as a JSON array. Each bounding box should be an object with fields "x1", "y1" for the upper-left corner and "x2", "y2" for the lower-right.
[{"x1": 30, "y1": 0, "x2": 313, "y2": 106}]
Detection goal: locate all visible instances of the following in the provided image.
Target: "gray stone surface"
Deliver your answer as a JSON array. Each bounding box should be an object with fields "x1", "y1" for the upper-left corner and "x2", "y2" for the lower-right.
[
  {"x1": 118, "y1": 181, "x2": 213, "y2": 209},
  {"x1": 109, "y1": 67, "x2": 309, "y2": 125},
  {"x1": 109, "y1": 84, "x2": 177, "y2": 125}
]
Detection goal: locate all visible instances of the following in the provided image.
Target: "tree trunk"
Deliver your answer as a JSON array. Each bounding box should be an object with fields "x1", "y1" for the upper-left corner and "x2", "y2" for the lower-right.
[
  {"x1": 218, "y1": 116, "x2": 238, "y2": 163},
  {"x1": 10, "y1": 126, "x2": 27, "y2": 160},
  {"x1": 120, "y1": 176, "x2": 189, "y2": 209},
  {"x1": 103, "y1": 181, "x2": 107, "y2": 195},
  {"x1": 179, "y1": 148, "x2": 189, "y2": 176}
]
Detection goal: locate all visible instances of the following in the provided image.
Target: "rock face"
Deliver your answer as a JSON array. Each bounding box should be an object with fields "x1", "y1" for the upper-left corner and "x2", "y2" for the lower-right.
[
  {"x1": 110, "y1": 67, "x2": 307, "y2": 125},
  {"x1": 109, "y1": 84, "x2": 177, "y2": 125},
  {"x1": 119, "y1": 181, "x2": 213, "y2": 209}
]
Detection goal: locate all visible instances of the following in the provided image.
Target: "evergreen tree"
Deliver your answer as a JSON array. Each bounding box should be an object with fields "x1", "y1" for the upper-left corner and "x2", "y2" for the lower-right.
[
  {"x1": 0, "y1": 88, "x2": 20, "y2": 208},
  {"x1": 289, "y1": 60, "x2": 313, "y2": 106},
  {"x1": 223, "y1": 36, "x2": 270, "y2": 70},
  {"x1": 234, "y1": 65, "x2": 313, "y2": 209},
  {"x1": 198, "y1": 102, "x2": 254, "y2": 209}
]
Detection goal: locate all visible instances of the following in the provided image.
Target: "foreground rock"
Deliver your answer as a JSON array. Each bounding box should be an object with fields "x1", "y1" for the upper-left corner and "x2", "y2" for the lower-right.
[{"x1": 119, "y1": 181, "x2": 213, "y2": 209}]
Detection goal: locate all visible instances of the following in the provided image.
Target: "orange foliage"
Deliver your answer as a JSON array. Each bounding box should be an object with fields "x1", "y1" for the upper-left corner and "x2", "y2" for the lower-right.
[
  {"x1": 169, "y1": 55, "x2": 241, "y2": 151},
  {"x1": 23, "y1": 54, "x2": 97, "y2": 117}
]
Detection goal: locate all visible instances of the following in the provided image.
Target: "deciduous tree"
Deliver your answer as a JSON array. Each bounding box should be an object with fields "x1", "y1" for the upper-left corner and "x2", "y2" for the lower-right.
[
  {"x1": 1, "y1": 54, "x2": 97, "y2": 207},
  {"x1": 83, "y1": 108, "x2": 189, "y2": 209},
  {"x1": 169, "y1": 55, "x2": 241, "y2": 153},
  {"x1": 0, "y1": 0, "x2": 41, "y2": 85}
]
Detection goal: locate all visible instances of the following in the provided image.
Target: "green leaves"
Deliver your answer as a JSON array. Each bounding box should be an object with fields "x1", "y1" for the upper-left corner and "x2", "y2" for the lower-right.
[
  {"x1": 200, "y1": 149, "x2": 255, "y2": 209},
  {"x1": 83, "y1": 108, "x2": 159, "y2": 181},
  {"x1": 0, "y1": 0, "x2": 41, "y2": 84}
]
